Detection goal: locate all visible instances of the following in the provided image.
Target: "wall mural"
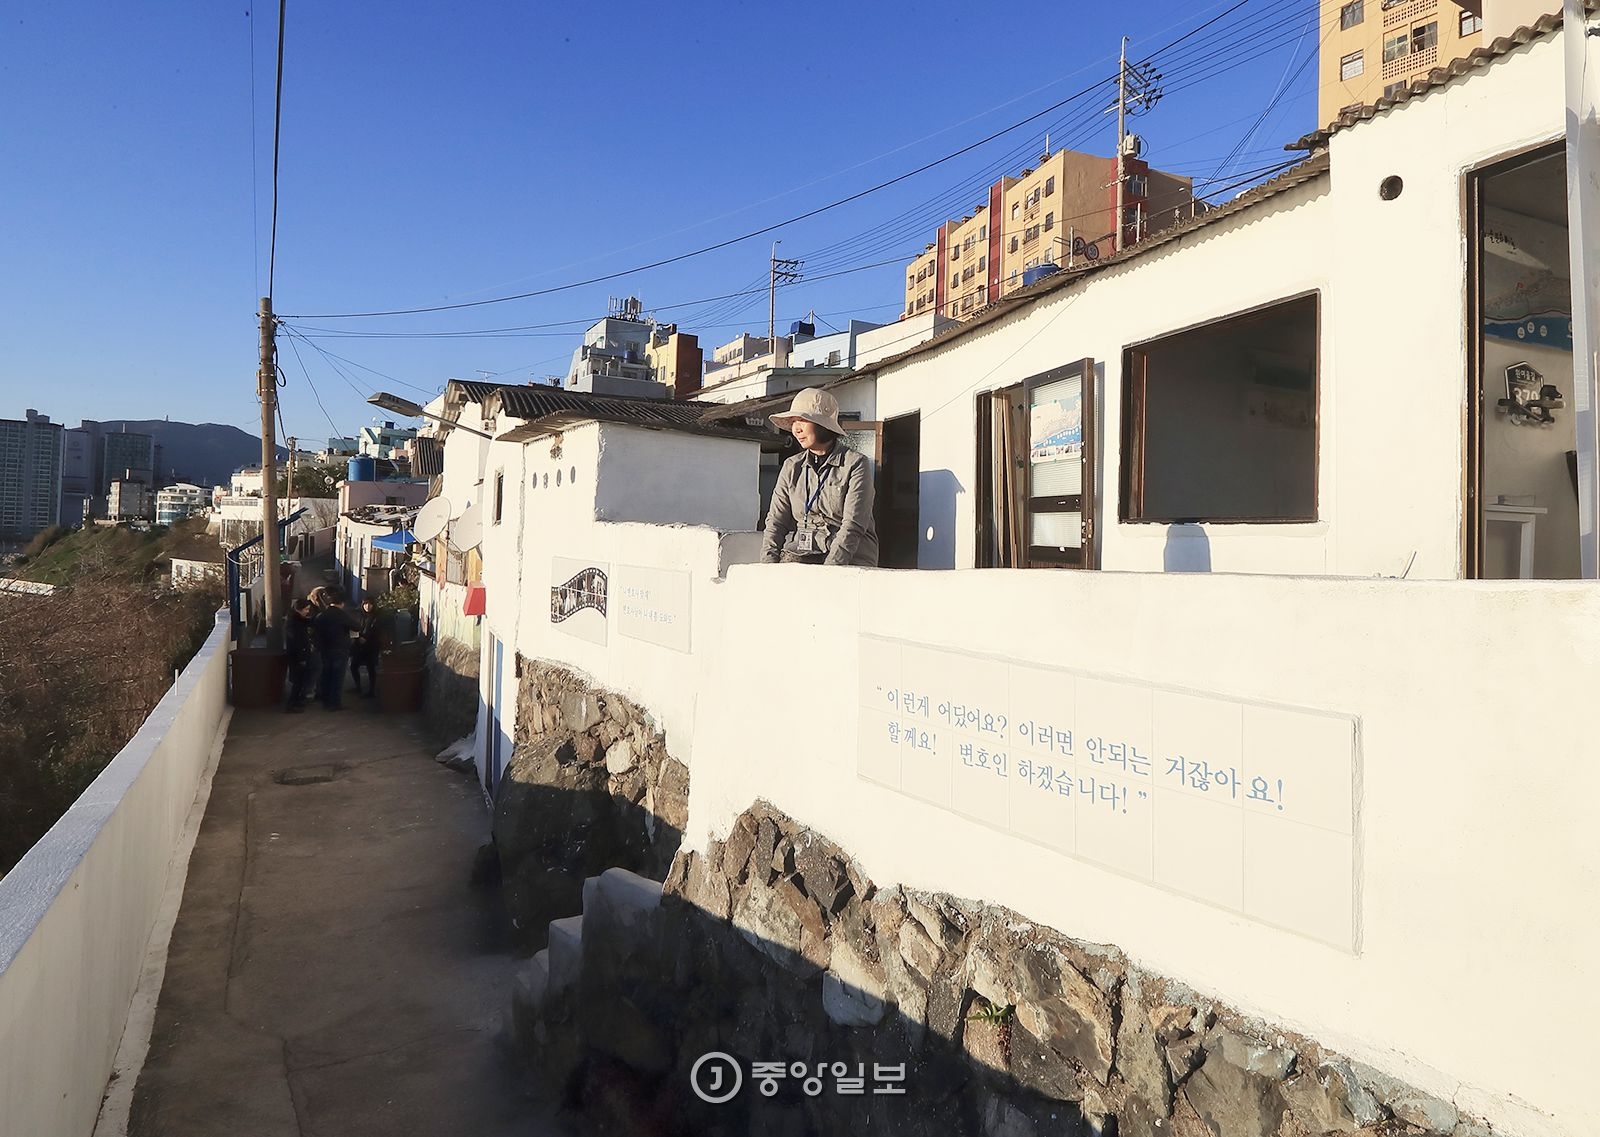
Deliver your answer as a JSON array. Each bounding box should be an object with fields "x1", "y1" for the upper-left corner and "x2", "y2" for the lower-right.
[{"x1": 1483, "y1": 204, "x2": 1573, "y2": 352}]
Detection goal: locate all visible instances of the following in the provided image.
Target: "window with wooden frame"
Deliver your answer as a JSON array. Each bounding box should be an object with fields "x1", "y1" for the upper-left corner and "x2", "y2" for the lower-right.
[{"x1": 1121, "y1": 293, "x2": 1319, "y2": 524}]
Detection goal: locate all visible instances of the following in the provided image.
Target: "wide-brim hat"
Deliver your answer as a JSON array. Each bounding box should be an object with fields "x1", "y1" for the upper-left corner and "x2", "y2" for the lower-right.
[{"x1": 770, "y1": 387, "x2": 845, "y2": 435}]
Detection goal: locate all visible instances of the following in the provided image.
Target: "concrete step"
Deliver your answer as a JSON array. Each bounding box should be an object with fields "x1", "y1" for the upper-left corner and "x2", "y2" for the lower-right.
[{"x1": 547, "y1": 915, "x2": 584, "y2": 998}]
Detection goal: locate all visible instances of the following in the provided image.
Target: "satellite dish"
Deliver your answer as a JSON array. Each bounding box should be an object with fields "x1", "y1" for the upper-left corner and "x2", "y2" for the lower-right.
[
  {"x1": 451, "y1": 501, "x2": 483, "y2": 552},
  {"x1": 415, "y1": 497, "x2": 450, "y2": 542}
]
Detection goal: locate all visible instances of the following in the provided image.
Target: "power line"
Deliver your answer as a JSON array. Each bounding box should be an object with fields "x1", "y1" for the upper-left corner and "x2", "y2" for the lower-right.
[
  {"x1": 276, "y1": 255, "x2": 918, "y2": 341},
  {"x1": 247, "y1": 6, "x2": 261, "y2": 297},
  {"x1": 280, "y1": 332, "x2": 350, "y2": 443},
  {"x1": 283, "y1": 1, "x2": 1269, "y2": 323},
  {"x1": 267, "y1": 0, "x2": 287, "y2": 301}
]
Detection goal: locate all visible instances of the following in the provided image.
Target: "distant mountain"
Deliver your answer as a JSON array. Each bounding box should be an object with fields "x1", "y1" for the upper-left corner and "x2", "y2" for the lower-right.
[{"x1": 100, "y1": 420, "x2": 287, "y2": 488}]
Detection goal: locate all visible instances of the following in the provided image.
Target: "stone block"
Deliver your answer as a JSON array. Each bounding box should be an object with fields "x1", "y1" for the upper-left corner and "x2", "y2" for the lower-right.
[
  {"x1": 754, "y1": 816, "x2": 782, "y2": 883},
  {"x1": 1011, "y1": 941, "x2": 1116, "y2": 1085},
  {"x1": 899, "y1": 917, "x2": 944, "y2": 983},
  {"x1": 1007, "y1": 1022, "x2": 1084, "y2": 1102},
  {"x1": 1210, "y1": 1024, "x2": 1295, "y2": 1081},
  {"x1": 822, "y1": 938, "x2": 889, "y2": 1028},
  {"x1": 1179, "y1": 1027, "x2": 1290, "y2": 1137},
  {"x1": 735, "y1": 877, "x2": 819, "y2": 977},
  {"x1": 722, "y1": 816, "x2": 759, "y2": 885},
  {"x1": 682, "y1": 851, "x2": 732, "y2": 922},
  {"x1": 561, "y1": 691, "x2": 603, "y2": 732},
  {"x1": 572, "y1": 733, "x2": 601, "y2": 764},
  {"x1": 1115, "y1": 972, "x2": 1173, "y2": 1122},
  {"x1": 604, "y1": 736, "x2": 635, "y2": 774}
]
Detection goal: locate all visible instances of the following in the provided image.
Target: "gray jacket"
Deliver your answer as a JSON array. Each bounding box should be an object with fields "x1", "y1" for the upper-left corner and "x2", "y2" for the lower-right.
[{"x1": 762, "y1": 443, "x2": 880, "y2": 566}]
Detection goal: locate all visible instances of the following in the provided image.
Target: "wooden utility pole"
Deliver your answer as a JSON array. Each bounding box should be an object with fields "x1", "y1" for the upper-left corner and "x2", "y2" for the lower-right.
[{"x1": 258, "y1": 296, "x2": 282, "y2": 647}]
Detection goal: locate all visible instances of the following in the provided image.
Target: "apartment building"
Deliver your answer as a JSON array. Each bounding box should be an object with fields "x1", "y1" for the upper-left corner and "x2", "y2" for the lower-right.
[
  {"x1": 102, "y1": 428, "x2": 154, "y2": 490},
  {"x1": 1319, "y1": 0, "x2": 1535, "y2": 124},
  {"x1": 645, "y1": 324, "x2": 704, "y2": 400},
  {"x1": 0, "y1": 409, "x2": 63, "y2": 543},
  {"x1": 904, "y1": 148, "x2": 1193, "y2": 321}
]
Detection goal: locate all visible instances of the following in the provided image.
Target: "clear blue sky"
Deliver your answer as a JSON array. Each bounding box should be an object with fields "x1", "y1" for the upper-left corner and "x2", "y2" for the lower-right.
[{"x1": 0, "y1": 0, "x2": 1327, "y2": 445}]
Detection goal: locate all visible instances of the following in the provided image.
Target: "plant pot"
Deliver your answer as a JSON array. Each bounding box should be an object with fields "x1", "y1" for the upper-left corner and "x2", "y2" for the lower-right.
[{"x1": 230, "y1": 647, "x2": 287, "y2": 709}]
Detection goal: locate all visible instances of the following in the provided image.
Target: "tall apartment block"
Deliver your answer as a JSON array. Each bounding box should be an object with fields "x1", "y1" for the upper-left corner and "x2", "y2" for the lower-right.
[
  {"x1": 904, "y1": 147, "x2": 1193, "y2": 321},
  {"x1": 1320, "y1": 0, "x2": 1560, "y2": 128},
  {"x1": 102, "y1": 428, "x2": 155, "y2": 488},
  {"x1": 0, "y1": 409, "x2": 64, "y2": 543}
]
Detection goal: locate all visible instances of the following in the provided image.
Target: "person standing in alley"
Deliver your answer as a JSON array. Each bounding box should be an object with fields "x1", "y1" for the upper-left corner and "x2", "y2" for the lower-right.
[
  {"x1": 350, "y1": 596, "x2": 383, "y2": 699},
  {"x1": 312, "y1": 590, "x2": 359, "y2": 711},
  {"x1": 763, "y1": 388, "x2": 880, "y2": 566},
  {"x1": 284, "y1": 598, "x2": 316, "y2": 713}
]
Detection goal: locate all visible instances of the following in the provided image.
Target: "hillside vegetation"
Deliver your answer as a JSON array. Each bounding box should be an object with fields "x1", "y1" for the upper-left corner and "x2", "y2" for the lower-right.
[
  {"x1": 0, "y1": 523, "x2": 224, "y2": 873},
  {"x1": 11, "y1": 516, "x2": 220, "y2": 586}
]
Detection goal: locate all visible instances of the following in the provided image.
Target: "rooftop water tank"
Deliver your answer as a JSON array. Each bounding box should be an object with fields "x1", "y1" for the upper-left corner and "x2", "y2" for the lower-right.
[
  {"x1": 348, "y1": 456, "x2": 376, "y2": 482},
  {"x1": 1022, "y1": 263, "x2": 1062, "y2": 288}
]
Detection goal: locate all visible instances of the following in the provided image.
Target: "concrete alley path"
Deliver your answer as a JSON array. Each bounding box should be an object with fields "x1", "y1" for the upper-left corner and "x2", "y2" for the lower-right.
[{"x1": 128, "y1": 703, "x2": 566, "y2": 1137}]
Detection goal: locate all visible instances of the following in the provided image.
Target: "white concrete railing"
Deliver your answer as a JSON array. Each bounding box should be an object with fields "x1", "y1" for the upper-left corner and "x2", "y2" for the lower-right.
[
  {"x1": 506, "y1": 553, "x2": 1598, "y2": 1137},
  {"x1": 0, "y1": 611, "x2": 232, "y2": 1137}
]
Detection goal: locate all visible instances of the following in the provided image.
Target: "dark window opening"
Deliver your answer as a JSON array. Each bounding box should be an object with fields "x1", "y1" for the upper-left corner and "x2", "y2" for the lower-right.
[{"x1": 1121, "y1": 294, "x2": 1319, "y2": 523}]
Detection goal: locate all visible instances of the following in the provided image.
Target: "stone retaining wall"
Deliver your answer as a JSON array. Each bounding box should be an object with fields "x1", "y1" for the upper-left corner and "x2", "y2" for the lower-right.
[
  {"x1": 422, "y1": 633, "x2": 479, "y2": 747},
  {"x1": 491, "y1": 659, "x2": 688, "y2": 949},
  {"x1": 512, "y1": 802, "x2": 1496, "y2": 1137}
]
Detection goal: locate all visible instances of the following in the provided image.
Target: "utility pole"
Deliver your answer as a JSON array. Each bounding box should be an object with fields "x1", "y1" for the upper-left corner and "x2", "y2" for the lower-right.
[
  {"x1": 1110, "y1": 38, "x2": 1162, "y2": 256},
  {"x1": 286, "y1": 435, "x2": 296, "y2": 518},
  {"x1": 257, "y1": 296, "x2": 283, "y2": 648},
  {"x1": 1115, "y1": 36, "x2": 1128, "y2": 256},
  {"x1": 768, "y1": 241, "x2": 804, "y2": 365}
]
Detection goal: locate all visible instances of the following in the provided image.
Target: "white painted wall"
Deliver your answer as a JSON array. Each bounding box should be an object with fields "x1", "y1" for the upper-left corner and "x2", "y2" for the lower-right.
[
  {"x1": 592, "y1": 423, "x2": 760, "y2": 532},
  {"x1": 672, "y1": 566, "x2": 1596, "y2": 1137},
  {"x1": 871, "y1": 34, "x2": 1567, "y2": 580},
  {"x1": 0, "y1": 612, "x2": 231, "y2": 1137},
  {"x1": 476, "y1": 421, "x2": 763, "y2": 769}
]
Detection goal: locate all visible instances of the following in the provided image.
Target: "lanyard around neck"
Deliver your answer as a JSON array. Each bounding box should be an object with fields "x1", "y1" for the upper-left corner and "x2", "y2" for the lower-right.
[{"x1": 804, "y1": 459, "x2": 832, "y2": 515}]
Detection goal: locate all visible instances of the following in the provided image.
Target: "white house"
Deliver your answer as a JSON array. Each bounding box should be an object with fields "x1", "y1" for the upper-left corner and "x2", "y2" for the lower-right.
[
  {"x1": 758, "y1": 14, "x2": 1587, "y2": 583},
  {"x1": 422, "y1": 16, "x2": 1600, "y2": 1136}
]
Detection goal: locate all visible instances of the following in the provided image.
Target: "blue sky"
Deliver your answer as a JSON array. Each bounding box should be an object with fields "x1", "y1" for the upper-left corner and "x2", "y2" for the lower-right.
[{"x1": 0, "y1": 0, "x2": 1327, "y2": 445}]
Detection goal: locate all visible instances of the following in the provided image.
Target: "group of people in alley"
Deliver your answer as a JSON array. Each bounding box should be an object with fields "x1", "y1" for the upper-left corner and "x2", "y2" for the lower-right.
[{"x1": 283, "y1": 585, "x2": 387, "y2": 712}]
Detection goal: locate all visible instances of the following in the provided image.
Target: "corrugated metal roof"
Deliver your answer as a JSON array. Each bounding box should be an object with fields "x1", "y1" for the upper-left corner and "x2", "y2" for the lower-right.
[
  {"x1": 1291, "y1": 5, "x2": 1580, "y2": 151},
  {"x1": 444, "y1": 379, "x2": 502, "y2": 405},
  {"x1": 490, "y1": 385, "x2": 771, "y2": 443}
]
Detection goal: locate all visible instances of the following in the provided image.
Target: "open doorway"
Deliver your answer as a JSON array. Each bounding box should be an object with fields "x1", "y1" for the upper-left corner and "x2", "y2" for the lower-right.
[
  {"x1": 1468, "y1": 144, "x2": 1578, "y2": 579},
  {"x1": 878, "y1": 412, "x2": 921, "y2": 568}
]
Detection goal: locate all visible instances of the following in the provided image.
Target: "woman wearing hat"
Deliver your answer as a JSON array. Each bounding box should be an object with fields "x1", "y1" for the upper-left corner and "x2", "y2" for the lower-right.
[{"x1": 763, "y1": 388, "x2": 880, "y2": 566}]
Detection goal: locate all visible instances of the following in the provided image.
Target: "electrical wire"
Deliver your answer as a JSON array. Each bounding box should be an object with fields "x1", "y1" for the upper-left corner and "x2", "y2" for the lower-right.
[
  {"x1": 281, "y1": 333, "x2": 351, "y2": 443},
  {"x1": 247, "y1": 6, "x2": 261, "y2": 297},
  {"x1": 267, "y1": 0, "x2": 286, "y2": 301},
  {"x1": 282, "y1": 0, "x2": 1284, "y2": 322}
]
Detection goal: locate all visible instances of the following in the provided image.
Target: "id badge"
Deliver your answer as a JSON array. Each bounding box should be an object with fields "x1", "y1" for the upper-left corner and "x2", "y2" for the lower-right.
[{"x1": 793, "y1": 526, "x2": 818, "y2": 554}]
